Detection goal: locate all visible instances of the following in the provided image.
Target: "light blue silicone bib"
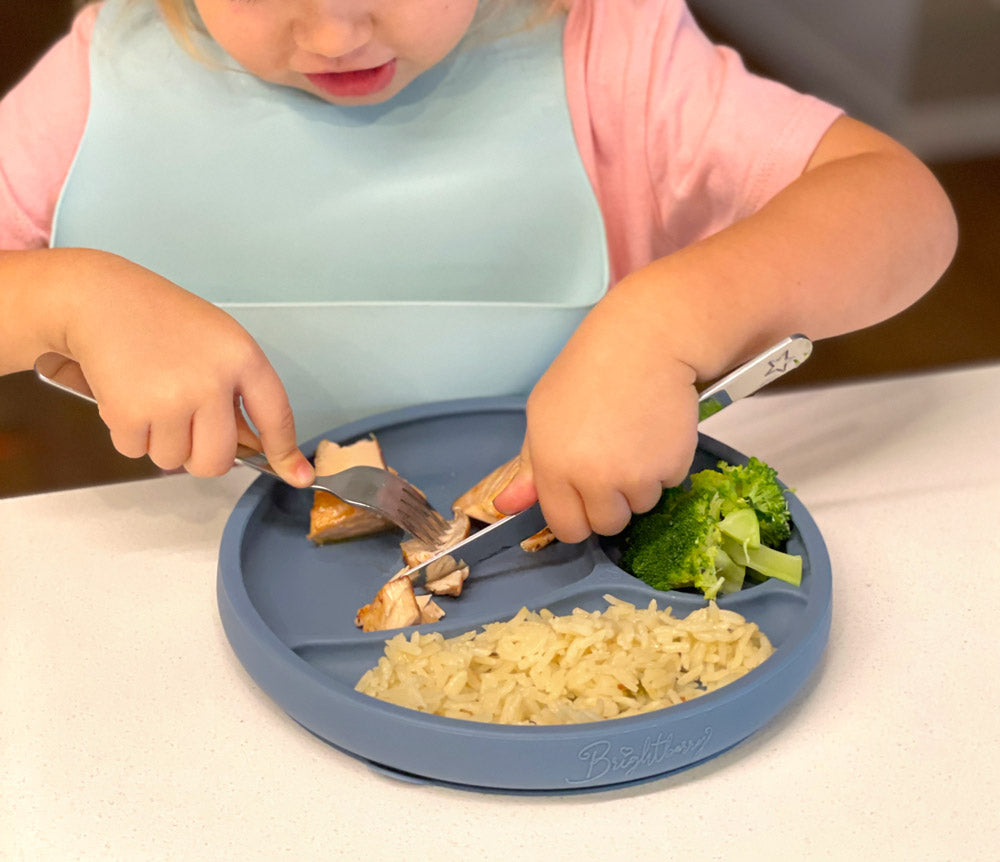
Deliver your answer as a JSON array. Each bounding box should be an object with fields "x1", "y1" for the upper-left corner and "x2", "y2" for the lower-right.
[{"x1": 52, "y1": 0, "x2": 609, "y2": 438}]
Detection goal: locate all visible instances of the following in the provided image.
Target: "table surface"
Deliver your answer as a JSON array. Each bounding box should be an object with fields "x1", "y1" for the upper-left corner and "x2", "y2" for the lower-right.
[{"x1": 3, "y1": 362, "x2": 999, "y2": 861}]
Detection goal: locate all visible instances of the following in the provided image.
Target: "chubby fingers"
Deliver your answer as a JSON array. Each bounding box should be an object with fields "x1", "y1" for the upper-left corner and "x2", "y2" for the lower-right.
[
  {"x1": 541, "y1": 471, "x2": 666, "y2": 543},
  {"x1": 183, "y1": 397, "x2": 241, "y2": 477},
  {"x1": 499, "y1": 441, "x2": 683, "y2": 545},
  {"x1": 102, "y1": 400, "x2": 190, "y2": 471},
  {"x1": 493, "y1": 443, "x2": 629, "y2": 544},
  {"x1": 233, "y1": 398, "x2": 263, "y2": 452},
  {"x1": 107, "y1": 395, "x2": 240, "y2": 476},
  {"x1": 238, "y1": 362, "x2": 314, "y2": 487},
  {"x1": 539, "y1": 474, "x2": 633, "y2": 544},
  {"x1": 492, "y1": 449, "x2": 539, "y2": 515}
]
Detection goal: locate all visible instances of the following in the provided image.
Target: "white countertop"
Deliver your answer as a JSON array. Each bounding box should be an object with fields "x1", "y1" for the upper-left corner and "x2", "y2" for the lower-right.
[{"x1": 3, "y1": 362, "x2": 999, "y2": 861}]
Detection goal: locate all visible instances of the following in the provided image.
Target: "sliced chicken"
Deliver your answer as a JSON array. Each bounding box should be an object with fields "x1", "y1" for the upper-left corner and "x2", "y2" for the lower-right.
[
  {"x1": 308, "y1": 437, "x2": 395, "y2": 544},
  {"x1": 451, "y1": 456, "x2": 556, "y2": 552},
  {"x1": 400, "y1": 511, "x2": 471, "y2": 568},
  {"x1": 422, "y1": 568, "x2": 469, "y2": 597},
  {"x1": 397, "y1": 511, "x2": 472, "y2": 594},
  {"x1": 355, "y1": 576, "x2": 421, "y2": 632},
  {"x1": 355, "y1": 575, "x2": 447, "y2": 631},
  {"x1": 520, "y1": 526, "x2": 556, "y2": 552},
  {"x1": 416, "y1": 594, "x2": 446, "y2": 624},
  {"x1": 353, "y1": 454, "x2": 560, "y2": 631},
  {"x1": 452, "y1": 457, "x2": 520, "y2": 524}
]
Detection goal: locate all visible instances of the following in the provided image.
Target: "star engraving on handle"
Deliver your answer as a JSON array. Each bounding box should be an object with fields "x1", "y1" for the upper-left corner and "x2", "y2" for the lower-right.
[{"x1": 764, "y1": 349, "x2": 794, "y2": 377}]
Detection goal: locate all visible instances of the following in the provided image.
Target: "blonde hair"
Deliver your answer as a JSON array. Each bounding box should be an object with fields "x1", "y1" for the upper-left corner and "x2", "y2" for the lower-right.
[
  {"x1": 153, "y1": 0, "x2": 569, "y2": 50},
  {"x1": 154, "y1": 0, "x2": 200, "y2": 51}
]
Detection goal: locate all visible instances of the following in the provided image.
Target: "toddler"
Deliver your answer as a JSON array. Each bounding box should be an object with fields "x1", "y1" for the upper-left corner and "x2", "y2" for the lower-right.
[{"x1": 0, "y1": 0, "x2": 956, "y2": 542}]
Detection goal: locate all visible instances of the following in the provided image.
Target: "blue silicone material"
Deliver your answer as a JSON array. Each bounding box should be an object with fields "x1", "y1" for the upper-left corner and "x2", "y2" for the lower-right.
[{"x1": 217, "y1": 397, "x2": 832, "y2": 793}]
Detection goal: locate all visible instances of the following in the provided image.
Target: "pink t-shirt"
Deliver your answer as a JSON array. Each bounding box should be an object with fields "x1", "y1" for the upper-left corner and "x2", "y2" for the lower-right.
[{"x1": 0, "y1": 0, "x2": 840, "y2": 284}]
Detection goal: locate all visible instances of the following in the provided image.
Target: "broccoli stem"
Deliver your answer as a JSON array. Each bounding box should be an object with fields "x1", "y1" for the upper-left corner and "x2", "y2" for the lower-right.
[
  {"x1": 712, "y1": 546, "x2": 746, "y2": 594},
  {"x1": 722, "y1": 536, "x2": 802, "y2": 586},
  {"x1": 718, "y1": 507, "x2": 761, "y2": 548}
]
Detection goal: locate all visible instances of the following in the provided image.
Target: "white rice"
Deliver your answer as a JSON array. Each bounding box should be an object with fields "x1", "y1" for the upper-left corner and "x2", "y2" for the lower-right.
[{"x1": 355, "y1": 595, "x2": 773, "y2": 725}]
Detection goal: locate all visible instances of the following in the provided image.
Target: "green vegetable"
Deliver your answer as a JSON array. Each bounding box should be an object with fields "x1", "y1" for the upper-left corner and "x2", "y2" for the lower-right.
[
  {"x1": 721, "y1": 537, "x2": 802, "y2": 587},
  {"x1": 689, "y1": 457, "x2": 792, "y2": 546},
  {"x1": 618, "y1": 457, "x2": 802, "y2": 598},
  {"x1": 620, "y1": 487, "x2": 726, "y2": 598}
]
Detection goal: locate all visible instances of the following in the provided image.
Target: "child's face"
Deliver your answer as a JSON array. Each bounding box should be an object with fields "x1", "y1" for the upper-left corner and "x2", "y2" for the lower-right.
[{"x1": 192, "y1": 0, "x2": 480, "y2": 105}]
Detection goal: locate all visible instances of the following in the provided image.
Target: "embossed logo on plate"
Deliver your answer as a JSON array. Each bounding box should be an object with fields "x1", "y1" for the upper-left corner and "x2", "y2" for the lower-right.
[{"x1": 565, "y1": 727, "x2": 713, "y2": 785}]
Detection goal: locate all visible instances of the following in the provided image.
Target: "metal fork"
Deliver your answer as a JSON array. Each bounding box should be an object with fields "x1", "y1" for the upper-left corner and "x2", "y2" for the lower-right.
[
  {"x1": 32, "y1": 353, "x2": 451, "y2": 545},
  {"x1": 234, "y1": 445, "x2": 449, "y2": 544}
]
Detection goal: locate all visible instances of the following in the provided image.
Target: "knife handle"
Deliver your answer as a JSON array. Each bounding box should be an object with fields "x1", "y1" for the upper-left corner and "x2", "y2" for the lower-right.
[{"x1": 697, "y1": 335, "x2": 812, "y2": 421}]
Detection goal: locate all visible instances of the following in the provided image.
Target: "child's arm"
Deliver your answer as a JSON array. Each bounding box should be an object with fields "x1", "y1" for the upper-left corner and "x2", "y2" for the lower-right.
[
  {"x1": 0, "y1": 247, "x2": 315, "y2": 485},
  {"x1": 495, "y1": 116, "x2": 957, "y2": 542}
]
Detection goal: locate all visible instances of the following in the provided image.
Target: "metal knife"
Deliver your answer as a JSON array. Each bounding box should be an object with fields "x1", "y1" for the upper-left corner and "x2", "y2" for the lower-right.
[
  {"x1": 407, "y1": 502, "x2": 548, "y2": 588},
  {"x1": 404, "y1": 334, "x2": 813, "y2": 586},
  {"x1": 697, "y1": 334, "x2": 812, "y2": 420}
]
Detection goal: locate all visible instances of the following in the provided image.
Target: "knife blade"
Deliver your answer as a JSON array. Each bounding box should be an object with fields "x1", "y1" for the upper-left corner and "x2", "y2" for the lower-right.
[{"x1": 404, "y1": 502, "x2": 548, "y2": 587}]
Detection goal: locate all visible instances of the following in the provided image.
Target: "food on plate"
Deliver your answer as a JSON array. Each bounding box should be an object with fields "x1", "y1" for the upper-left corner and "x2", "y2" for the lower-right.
[
  {"x1": 352, "y1": 454, "x2": 559, "y2": 631},
  {"x1": 356, "y1": 511, "x2": 473, "y2": 632},
  {"x1": 307, "y1": 438, "x2": 396, "y2": 544},
  {"x1": 355, "y1": 576, "x2": 445, "y2": 632},
  {"x1": 453, "y1": 456, "x2": 555, "y2": 552},
  {"x1": 355, "y1": 596, "x2": 773, "y2": 724},
  {"x1": 451, "y1": 456, "x2": 519, "y2": 523},
  {"x1": 618, "y1": 457, "x2": 802, "y2": 599},
  {"x1": 398, "y1": 512, "x2": 472, "y2": 596}
]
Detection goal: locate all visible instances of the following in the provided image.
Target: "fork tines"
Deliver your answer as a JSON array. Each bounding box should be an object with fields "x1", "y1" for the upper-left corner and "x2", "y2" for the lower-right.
[{"x1": 398, "y1": 486, "x2": 450, "y2": 544}]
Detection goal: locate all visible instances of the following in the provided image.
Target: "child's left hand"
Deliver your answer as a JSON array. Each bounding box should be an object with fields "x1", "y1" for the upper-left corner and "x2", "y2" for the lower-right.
[{"x1": 493, "y1": 290, "x2": 701, "y2": 543}]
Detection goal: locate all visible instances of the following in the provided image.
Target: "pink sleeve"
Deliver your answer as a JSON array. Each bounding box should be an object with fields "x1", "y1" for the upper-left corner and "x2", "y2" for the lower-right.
[
  {"x1": 0, "y1": 4, "x2": 99, "y2": 250},
  {"x1": 564, "y1": 0, "x2": 843, "y2": 284}
]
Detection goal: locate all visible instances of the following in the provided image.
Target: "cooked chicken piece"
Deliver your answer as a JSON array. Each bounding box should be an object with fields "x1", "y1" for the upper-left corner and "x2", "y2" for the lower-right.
[
  {"x1": 354, "y1": 504, "x2": 471, "y2": 627},
  {"x1": 423, "y1": 568, "x2": 469, "y2": 597},
  {"x1": 394, "y1": 549, "x2": 470, "y2": 589},
  {"x1": 354, "y1": 576, "x2": 448, "y2": 631},
  {"x1": 355, "y1": 455, "x2": 560, "y2": 630},
  {"x1": 355, "y1": 576, "x2": 421, "y2": 632},
  {"x1": 308, "y1": 437, "x2": 395, "y2": 544},
  {"x1": 451, "y1": 456, "x2": 556, "y2": 552},
  {"x1": 416, "y1": 594, "x2": 446, "y2": 624},
  {"x1": 452, "y1": 457, "x2": 520, "y2": 524},
  {"x1": 400, "y1": 512, "x2": 471, "y2": 568},
  {"x1": 397, "y1": 511, "x2": 472, "y2": 594},
  {"x1": 520, "y1": 527, "x2": 556, "y2": 552}
]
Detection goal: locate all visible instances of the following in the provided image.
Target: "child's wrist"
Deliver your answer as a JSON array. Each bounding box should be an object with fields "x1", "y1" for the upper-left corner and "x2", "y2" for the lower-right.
[
  {"x1": 0, "y1": 248, "x2": 87, "y2": 371},
  {"x1": 606, "y1": 266, "x2": 793, "y2": 383}
]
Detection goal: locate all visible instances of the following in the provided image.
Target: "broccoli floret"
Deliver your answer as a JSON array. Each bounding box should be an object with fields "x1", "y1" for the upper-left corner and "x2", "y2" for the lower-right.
[
  {"x1": 617, "y1": 456, "x2": 799, "y2": 597},
  {"x1": 717, "y1": 457, "x2": 792, "y2": 546},
  {"x1": 620, "y1": 489, "x2": 725, "y2": 599}
]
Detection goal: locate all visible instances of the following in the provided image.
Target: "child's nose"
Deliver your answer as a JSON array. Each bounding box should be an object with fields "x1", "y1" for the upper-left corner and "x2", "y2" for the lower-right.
[{"x1": 293, "y1": 5, "x2": 374, "y2": 59}]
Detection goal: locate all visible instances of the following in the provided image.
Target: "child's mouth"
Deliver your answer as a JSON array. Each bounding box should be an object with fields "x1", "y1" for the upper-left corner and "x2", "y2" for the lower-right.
[{"x1": 305, "y1": 60, "x2": 397, "y2": 99}]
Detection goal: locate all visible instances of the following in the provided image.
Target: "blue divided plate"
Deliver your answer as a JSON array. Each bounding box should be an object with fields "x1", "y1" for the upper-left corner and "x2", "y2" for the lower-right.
[{"x1": 217, "y1": 397, "x2": 832, "y2": 793}]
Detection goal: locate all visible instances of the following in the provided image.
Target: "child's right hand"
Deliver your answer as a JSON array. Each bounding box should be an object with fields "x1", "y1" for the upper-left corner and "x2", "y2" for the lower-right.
[
  {"x1": 59, "y1": 252, "x2": 314, "y2": 486},
  {"x1": 493, "y1": 284, "x2": 702, "y2": 544}
]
